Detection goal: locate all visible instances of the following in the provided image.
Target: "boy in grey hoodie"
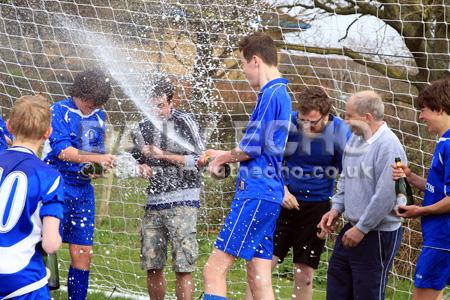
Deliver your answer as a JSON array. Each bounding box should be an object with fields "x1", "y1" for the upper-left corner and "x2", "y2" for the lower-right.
[{"x1": 319, "y1": 91, "x2": 404, "y2": 300}]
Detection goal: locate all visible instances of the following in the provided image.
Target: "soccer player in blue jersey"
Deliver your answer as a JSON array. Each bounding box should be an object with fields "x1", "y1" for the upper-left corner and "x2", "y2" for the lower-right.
[
  {"x1": 0, "y1": 116, "x2": 13, "y2": 150},
  {"x1": 393, "y1": 79, "x2": 450, "y2": 300},
  {"x1": 43, "y1": 69, "x2": 114, "y2": 300},
  {"x1": 201, "y1": 32, "x2": 292, "y2": 300},
  {"x1": 0, "y1": 94, "x2": 64, "y2": 299},
  {"x1": 267, "y1": 87, "x2": 350, "y2": 300}
]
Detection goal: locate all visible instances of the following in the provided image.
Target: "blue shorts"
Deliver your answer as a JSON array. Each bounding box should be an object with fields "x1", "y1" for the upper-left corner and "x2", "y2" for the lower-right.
[
  {"x1": 62, "y1": 183, "x2": 96, "y2": 246},
  {"x1": 215, "y1": 198, "x2": 280, "y2": 260},
  {"x1": 414, "y1": 247, "x2": 450, "y2": 290},
  {"x1": 11, "y1": 285, "x2": 50, "y2": 299}
]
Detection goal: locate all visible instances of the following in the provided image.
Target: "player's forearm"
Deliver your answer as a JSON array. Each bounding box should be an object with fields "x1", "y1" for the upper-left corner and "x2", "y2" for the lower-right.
[
  {"x1": 421, "y1": 196, "x2": 450, "y2": 216},
  {"x1": 215, "y1": 147, "x2": 251, "y2": 165},
  {"x1": 406, "y1": 172, "x2": 426, "y2": 191},
  {"x1": 5, "y1": 135, "x2": 12, "y2": 145},
  {"x1": 58, "y1": 146, "x2": 104, "y2": 164},
  {"x1": 42, "y1": 216, "x2": 62, "y2": 254},
  {"x1": 157, "y1": 150, "x2": 186, "y2": 166}
]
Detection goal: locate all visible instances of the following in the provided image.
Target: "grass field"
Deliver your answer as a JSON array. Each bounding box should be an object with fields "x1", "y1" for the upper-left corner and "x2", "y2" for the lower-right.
[{"x1": 47, "y1": 176, "x2": 447, "y2": 300}]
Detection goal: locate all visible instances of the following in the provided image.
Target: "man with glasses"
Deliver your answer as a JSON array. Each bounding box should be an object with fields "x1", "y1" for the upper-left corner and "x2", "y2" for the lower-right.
[{"x1": 270, "y1": 87, "x2": 351, "y2": 300}]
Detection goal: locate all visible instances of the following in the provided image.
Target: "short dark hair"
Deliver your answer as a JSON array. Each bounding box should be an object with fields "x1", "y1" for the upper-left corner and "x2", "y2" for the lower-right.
[
  {"x1": 149, "y1": 74, "x2": 174, "y2": 103},
  {"x1": 238, "y1": 32, "x2": 278, "y2": 66},
  {"x1": 69, "y1": 69, "x2": 112, "y2": 105},
  {"x1": 298, "y1": 87, "x2": 332, "y2": 115},
  {"x1": 417, "y1": 78, "x2": 450, "y2": 115}
]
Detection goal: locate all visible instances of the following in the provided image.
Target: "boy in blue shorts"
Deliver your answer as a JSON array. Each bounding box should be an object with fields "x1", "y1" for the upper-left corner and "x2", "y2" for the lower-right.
[
  {"x1": 0, "y1": 94, "x2": 64, "y2": 299},
  {"x1": 43, "y1": 69, "x2": 114, "y2": 300},
  {"x1": 201, "y1": 32, "x2": 292, "y2": 300},
  {"x1": 0, "y1": 115, "x2": 12, "y2": 150},
  {"x1": 393, "y1": 78, "x2": 450, "y2": 300}
]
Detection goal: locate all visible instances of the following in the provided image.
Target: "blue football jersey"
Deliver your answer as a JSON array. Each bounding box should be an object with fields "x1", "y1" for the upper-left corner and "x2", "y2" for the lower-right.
[
  {"x1": 237, "y1": 78, "x2": 292, "y2": 204},
  {"x1": 0, "y1": 117, "x2": 12, "y2": 151},
  {"x1": 0, "y1": 146, "x2": 64, "y2": 299},
  {"x1": 284, "y1": 112, "x2": 351, "y2": 202},
  {"x1": 422, "y1": 129, "x2": 450, "y2": 251},
  {"x1": 43, "y1": 97, "x2": 106, "y2": 184}
]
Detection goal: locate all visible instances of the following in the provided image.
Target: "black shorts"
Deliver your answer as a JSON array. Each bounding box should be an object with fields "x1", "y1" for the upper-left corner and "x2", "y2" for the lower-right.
[{"x1": 273, "y1": 200, "x2": 330, "y2": 269}]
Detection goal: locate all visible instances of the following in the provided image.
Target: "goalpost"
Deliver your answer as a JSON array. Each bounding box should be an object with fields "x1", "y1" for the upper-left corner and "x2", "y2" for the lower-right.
[{"x1": 0, "y1": 0, "x2": 448, "y2": 299}]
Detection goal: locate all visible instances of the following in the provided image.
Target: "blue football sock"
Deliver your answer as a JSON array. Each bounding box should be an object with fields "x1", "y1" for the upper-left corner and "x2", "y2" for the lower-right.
[
  {"x1": 203, "y1": 293, "x2": 227, "y2": 300},
  {"x1": 68, "y1": 265, "x2": 90, "y2": 300}
]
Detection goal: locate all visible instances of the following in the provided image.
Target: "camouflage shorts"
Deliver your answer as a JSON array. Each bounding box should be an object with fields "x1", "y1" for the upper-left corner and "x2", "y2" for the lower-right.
[{"x1": 140, "y1": 206, "x2": 198, "y2": 272}]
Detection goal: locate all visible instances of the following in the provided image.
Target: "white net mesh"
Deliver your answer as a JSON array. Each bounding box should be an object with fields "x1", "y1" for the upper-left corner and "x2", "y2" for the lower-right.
[{"x1": 1, "y1": 0, "x2": 449, "y2": 299}]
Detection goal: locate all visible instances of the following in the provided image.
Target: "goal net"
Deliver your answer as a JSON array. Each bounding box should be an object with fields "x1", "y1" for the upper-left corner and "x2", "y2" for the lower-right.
[{"x1": 0, "y1": 0, "x2": 448, "y2": 299}]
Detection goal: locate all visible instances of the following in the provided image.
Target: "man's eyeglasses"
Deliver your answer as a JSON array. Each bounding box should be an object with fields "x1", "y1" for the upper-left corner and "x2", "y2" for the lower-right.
[{"x1": 298, "y1": 114, "x2": 325, "y2": 126}]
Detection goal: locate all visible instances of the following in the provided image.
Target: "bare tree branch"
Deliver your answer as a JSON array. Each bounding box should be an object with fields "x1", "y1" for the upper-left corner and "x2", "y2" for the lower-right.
[
  {"x1": 277, "y1": 41, "x2": 412, "y2": 83},
  {"x1": 270, "y1": 1, "x2": 449, "y2": 93},
  {"x1": 338, "y1": 15, "x2": 361, "y2": 42},
  {"x1": 275, "y1": 3, "x2": 314, "y2": 10},
  {"x1": 312, "y1": 0, "x2": 356, "y2": 15},
  {"x1": 276, "y1": 0, "x2": 357, "y2": 15},
  {"x1": 274, "y1": 1, "x2": 379, "y2": 17}
]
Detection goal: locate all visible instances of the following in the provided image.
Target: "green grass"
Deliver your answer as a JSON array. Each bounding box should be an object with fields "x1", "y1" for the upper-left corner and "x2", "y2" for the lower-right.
[{"x1": 48, "y1": 176, "x2": 449, "y2": 299}]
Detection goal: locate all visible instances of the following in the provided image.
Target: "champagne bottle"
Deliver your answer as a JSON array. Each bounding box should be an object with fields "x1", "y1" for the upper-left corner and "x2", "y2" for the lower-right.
[
  {"x1": 80, "y1": 162, "x2": 104, "y2": 177},
  {"x1": 205, "y1": 156, "x2": 231, "y2": 180},
  {"x1": 43, "y1": 253, "x2": 60, "y2": 290},
  {"x1": 394, "y1": 157, "x2": 414, "y2": 213}
]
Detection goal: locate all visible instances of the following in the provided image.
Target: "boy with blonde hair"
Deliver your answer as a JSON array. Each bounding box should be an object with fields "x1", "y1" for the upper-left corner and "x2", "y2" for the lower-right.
[{"x1": 0, "y1": 94, "x2": 64, "y2": 299}]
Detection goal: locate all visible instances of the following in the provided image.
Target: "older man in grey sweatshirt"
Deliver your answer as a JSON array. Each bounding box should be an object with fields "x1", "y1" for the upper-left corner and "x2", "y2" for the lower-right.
[{"x1": 319, "y1": 91, "x2": 405, "y2": 300}]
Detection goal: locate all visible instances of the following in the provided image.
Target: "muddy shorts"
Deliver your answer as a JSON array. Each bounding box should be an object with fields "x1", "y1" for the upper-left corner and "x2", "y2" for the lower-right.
[{"x1": 140, "y1": 206, "x2": 198, "y2": 273}]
